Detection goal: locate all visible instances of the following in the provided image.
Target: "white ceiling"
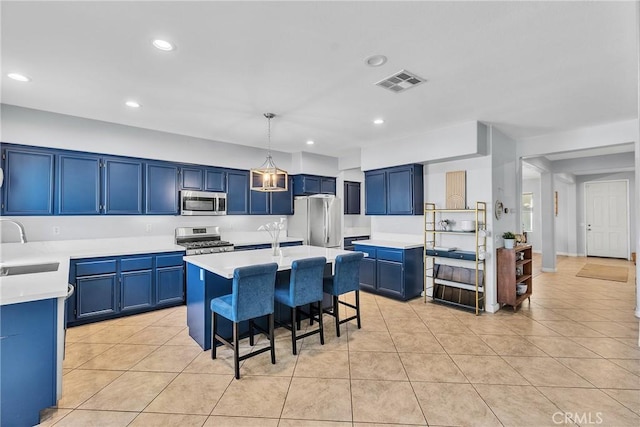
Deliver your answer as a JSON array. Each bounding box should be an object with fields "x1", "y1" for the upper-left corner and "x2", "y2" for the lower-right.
[{"x1": 1, "y1": 1, "x2": 637, "y2": 157}]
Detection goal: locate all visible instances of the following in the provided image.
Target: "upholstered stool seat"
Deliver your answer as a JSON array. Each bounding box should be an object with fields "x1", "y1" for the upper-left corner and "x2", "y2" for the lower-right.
[
  {"x1": 322, "y1": 252, "x2": 364, "y2": 337},
  {"x1": 210, "y1": 262, "x2": 278, "y2": 379}
]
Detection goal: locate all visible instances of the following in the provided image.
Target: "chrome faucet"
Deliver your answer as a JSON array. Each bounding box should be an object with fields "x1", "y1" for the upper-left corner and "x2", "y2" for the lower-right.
[{"x1": 0, "y1": 219, "x2": 28, "y2": 243}]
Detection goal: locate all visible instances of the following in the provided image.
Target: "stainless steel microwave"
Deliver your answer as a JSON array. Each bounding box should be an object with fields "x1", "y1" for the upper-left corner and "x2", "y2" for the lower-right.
[{"x1": 180, "y1": 190, "x2": 227, "y2": 216}]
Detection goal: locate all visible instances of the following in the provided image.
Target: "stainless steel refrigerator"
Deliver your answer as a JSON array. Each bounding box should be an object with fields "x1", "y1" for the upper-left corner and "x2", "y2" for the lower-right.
[{"x1": 288, "y1": 195, "x2": 342, "y2": 248}]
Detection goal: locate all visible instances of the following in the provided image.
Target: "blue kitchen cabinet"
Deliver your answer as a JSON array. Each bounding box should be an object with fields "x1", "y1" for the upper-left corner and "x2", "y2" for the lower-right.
[
  {"x1": 2, "y1": 146, "x2": 55, "y2": 215},
  {"x1": 120, "y1": 255, "x2": 154, "y2": 312},
  {"x1": 180, "y1": 166, "x2": 204, "y2": 190},
  {"x1": 57, "y1": 153, "x2": 101, "y2": 215},
  {"x1": 205, "y1": 168, "x2": 226, "y2": 192},
  {"x1": 344, "y1": 181, "x2": 361, "y2": 215},
  {"x1": 354, "y1": 244, "x2": 423, "y2": 300},
  {"x1": 77, "y1": 274, "x2": 118, "y2": 319},
  {"x1": 226, "y1": 169, "x2": 249, "y2": 214},
  {"x1": 364, "y1": 170, "x2": 386, "y2": 215},
  {"x1": 364, "y1": 164, "x2": 423, "y2": 215},
  {"x1": 103, "y1": 157, "x2": 143, "y2": 214},
  {"x1": 146, "y1": 162, "x2": 179, "y2": 214},
  {"x1": 293, "y1": 174, "x2": 336, "y2": 196},
  {"x1": 156, "y1": 252, "x2": 185, "y2": 306},
  {"x1": 1, "y1": 298, "x2": 57, "y2": 427},
  {"x1": 250, "y1": 176, "x2": 293, "y2": 215}
]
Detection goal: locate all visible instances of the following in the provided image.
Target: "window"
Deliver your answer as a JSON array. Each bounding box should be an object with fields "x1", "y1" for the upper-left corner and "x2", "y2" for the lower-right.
[{"x1": 522, "y1": 192, "x2": 533, "y2": 232}]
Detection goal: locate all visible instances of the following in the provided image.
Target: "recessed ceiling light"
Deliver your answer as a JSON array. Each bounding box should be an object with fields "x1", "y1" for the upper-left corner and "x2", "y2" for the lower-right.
[
  {"x1": 152, "y1": 39, "x2": 175, "y2": 51},
  {"x1": 7, "y1": 73, "x2": 31, "y2": 82},
  {"x1": 125, "y1": 100, "x2": 141, "y2": 108},
  {"x1": 373, "y1": 118, "x2": 384, "y2": 125},
  {"x1": 306, "y1": 140, "x2": 315, "y2": 145},
  {"x1": 365, "y1": 55, "x2": 387, "y2": 67}
]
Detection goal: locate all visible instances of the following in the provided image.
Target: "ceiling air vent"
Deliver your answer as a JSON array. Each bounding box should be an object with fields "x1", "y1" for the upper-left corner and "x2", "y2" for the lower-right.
[{"x1": 375, "y1": 69, "x2": 426, "y2": 93}]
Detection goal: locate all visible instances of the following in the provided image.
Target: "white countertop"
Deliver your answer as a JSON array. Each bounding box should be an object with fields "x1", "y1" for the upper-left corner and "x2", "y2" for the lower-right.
[
  {"x1": 344, "y1": 227, "x2": 371, "y2": 238},
  {"x1": 351, "y1": 239, "x2": 424, "y2": 250},
  {"x1": 0, "y1": 236, "x2": 184, "y2": 306},
  {"x1": 184, "y1": 245, "x2": 356, "y2": 279}
]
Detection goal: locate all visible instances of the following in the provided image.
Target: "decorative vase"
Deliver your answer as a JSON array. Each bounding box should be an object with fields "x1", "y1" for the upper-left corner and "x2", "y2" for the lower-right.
[
  {"x1": 271, "y1": 237, "x2": 280, "y2": 255},
  {"x1": 504, "y1": 239, "x2": 515, "y2": 249}
]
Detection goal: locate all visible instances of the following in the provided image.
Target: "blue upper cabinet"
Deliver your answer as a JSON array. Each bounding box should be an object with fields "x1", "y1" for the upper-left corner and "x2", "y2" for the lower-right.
[
  {"x1": 365, "y1": 164, "x2": 423, "y2": 215},
  {"x1": 103, "y1": 157, "x2": 143, "y2": 214},
  {"x1": 364, "y1": 170, "x2": 386, "y2": 215},
  {"x1": 249, "y1": 190, "x2": 269, "y2": 215},
  {"x1": 226, "y1": 169, "x2": 249, "y2": 214},
  {"x1": 344, "y1": 181, "x2": 361, "y2": 215},
  {"x1": 205, "y1": 168, "x2": 226, "y2": 192},
  {"x1": 180, "y1": 166, "x2": 204, "y2": 190},
  {"x1": 2, "y1": 146, "x2": 55, "y2": 215},
  {"x1": 292, "y1": 174, "x2": 336, "y2": 196},
  {"x1": 145, "y1": 162, "x2": 179, "y2": 215},
  {"x1": 270, "y1": 176, "x2": 293, "y2": 215},
  {"x1": 57, "y1": 153, "x2": 101, "y2": 215}
]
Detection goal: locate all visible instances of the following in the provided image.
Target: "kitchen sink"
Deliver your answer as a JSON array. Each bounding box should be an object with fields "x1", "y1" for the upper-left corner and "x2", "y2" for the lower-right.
[{"x1": 0, "y1": 262, "x2": 60, "y2": 276}]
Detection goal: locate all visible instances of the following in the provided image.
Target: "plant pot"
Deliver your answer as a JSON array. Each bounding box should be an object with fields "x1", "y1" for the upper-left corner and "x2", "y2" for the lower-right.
[{"x1": 504, "y1": 239, "x2": 515, "y2": 249}]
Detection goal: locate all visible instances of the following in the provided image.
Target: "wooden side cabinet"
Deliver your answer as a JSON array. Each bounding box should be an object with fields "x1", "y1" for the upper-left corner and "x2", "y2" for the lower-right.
[{"x1": 497, "y1": 245, "x2": 533, "y2": 311}]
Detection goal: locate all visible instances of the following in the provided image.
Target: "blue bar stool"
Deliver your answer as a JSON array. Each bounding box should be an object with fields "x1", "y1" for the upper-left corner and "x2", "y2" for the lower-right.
[
  {"x1": 210, "y1": 262, "x2": 278, "y2": 379},
  {"x1": 274, "y1": 257, "x2": 326, "y2": 355},
  {"x1": 322, "y1": 252, "x2": 364, "y2": 337}
]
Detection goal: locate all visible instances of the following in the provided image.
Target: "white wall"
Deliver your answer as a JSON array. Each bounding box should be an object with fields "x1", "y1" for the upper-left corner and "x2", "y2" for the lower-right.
[
  {"x1": 290, "y1": 151, "x2": 339, "y2": 176},
  {"x1": 575, "y1": 171, "x2": 636, "y2": 256},
  {"x1": 554, "y1": 178, "x2": 578, "y2": 256},
  {"x1": 522, "y1": 178, "x2": 542, "y2": 251}
]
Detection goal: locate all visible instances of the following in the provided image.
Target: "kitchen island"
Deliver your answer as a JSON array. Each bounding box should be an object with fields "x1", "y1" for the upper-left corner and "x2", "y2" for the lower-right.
[{"x1": 184, "y1": 245, "x2": 354, "y2": 350}]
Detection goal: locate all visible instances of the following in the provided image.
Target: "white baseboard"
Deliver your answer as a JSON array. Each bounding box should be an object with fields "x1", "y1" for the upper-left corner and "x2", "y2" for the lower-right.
[
  {"x1": 533, "y1": 250, "x2": 542, "y2": 254},
  {"x1": 541, "y1": 267, "x2": 557, "y2": 273},
  {"x1": 557, "y1": 252, "x2": 579, "y2": 257},
  {"x1": 486, "y1": 303, "x2": 500, "y2": 314}
]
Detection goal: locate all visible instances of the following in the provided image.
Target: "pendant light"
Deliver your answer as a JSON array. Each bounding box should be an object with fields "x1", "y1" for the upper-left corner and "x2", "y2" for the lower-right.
[{"x1": 250, "y1": 113, "x2": 288, "y2": 192}]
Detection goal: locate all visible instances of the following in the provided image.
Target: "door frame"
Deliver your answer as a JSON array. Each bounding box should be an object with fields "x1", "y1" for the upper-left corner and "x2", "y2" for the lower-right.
[{"x1": 583, "y1": 179, "x2": 630, "y2": 260}]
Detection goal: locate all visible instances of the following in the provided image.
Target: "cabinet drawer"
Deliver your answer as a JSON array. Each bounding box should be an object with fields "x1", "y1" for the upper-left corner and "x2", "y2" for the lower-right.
[
  {"x1": 121, "y1": 256, "x2": 153, "y2": 272},
  {"x1": 377, "y1": 248, "x2": 403, "y2": 262},
  {"x1": 156, "y1": 253, "x2": 185, "y2": 268},
  {"x1": 75, "y1": 260, "x2": 117, "y2": 276},
  {"x1": 354, "y1": 245, "x2": 376, "y2": 258}
]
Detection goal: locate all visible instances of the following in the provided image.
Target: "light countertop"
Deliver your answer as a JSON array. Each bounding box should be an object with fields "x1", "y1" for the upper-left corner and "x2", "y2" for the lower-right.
[
  {"x1": 351, "y1": 239, "x2": 424, "y2": 250},
  {"x1": 184, "y1": 245, "x2": 356, "y2": 279}
]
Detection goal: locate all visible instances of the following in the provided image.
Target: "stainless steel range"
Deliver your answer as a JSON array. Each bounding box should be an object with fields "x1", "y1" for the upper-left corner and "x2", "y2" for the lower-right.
[{"x1": 175, "y1": 226, "x2": 234, "y2": 255}]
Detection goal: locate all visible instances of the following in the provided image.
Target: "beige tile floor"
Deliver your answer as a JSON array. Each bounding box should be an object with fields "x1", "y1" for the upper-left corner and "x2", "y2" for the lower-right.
[{"x1": 40, "y1": 255, "x2": 639, "y2": 426}]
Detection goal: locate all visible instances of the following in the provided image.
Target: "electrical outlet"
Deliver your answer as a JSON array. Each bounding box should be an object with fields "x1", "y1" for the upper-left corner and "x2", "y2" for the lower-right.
[
  {"x1": 53, "y1": 226, "x2": 60, "y2": 235},
  {"x1": 145, "y1": 224, "x2": 152, "y2": 233}
]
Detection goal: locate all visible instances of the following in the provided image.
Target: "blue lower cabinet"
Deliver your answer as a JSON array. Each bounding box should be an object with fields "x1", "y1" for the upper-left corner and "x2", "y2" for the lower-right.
[
  {"x1": 354, "y1": 244, "x2": 423, "y2": 300},
  {"x1": 156, "y1": 266, "x2": 184, "y2": 305},
  {"x1": 68, "y1": 251, "x2": 186, "y2": 326},
  {"x1": 77, "y1": 274, "x2": 118, "y2": 319},
  {"x1": 121, "y1": 270, "x2": 153, "y2": 312},
  {"x1": 1, "y1": 298, "x2": 57, "y2": 427}
]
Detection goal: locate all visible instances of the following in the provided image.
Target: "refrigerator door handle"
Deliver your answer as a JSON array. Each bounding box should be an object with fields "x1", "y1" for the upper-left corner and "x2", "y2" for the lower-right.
[{"x1": 324, "y1": 202, "x2": 329, "y2": 244}]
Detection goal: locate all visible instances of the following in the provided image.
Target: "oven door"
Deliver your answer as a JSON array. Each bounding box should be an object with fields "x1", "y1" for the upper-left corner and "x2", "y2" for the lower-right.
[{"x1": 180, "y1": 191, "x2": 226, "y2": 215}]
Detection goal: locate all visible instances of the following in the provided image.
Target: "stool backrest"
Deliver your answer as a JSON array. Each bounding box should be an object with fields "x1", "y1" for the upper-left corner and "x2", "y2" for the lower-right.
[
  {"x1": 232, "y1": 263, "x2": 279, "y2": 320},
  {"x1": 332, "y1": 252, "x2": 364, "y2": 294},
  {"x1": 289, "y1": 257, "x2": 327, "y2": 306}
]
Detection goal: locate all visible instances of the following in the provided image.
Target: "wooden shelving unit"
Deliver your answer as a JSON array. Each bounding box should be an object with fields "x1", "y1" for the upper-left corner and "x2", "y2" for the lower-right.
[
  {"x1": 424, "y1": 202, "x2": 487, "y2": 315},
  {"x1": 497, "y1": 245, "x2": 533, "y2": 311}
]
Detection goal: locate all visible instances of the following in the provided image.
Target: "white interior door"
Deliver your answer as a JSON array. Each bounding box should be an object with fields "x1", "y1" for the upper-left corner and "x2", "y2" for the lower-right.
[{"x1": 585, "y1": 180, "x2": 628, "y2": 258}]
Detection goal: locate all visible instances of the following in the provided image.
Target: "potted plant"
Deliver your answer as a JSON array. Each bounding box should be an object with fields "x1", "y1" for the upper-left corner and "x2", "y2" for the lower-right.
[{"x1": 502, "y1": 231, "x2": 516, "y2": 249}]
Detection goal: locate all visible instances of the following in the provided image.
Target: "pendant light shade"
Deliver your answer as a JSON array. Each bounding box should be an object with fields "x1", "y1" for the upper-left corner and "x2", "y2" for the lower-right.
[{"x1": 250, "y1": 113, "x2": 288, "y2": 192}]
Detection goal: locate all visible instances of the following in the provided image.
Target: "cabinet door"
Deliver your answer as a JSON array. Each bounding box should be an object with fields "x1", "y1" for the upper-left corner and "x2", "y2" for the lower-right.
[
  {"x1": 180, "y1": 166, "x2": 204, "y2": 190},
  {"x1": 250, "y1": 190, "x2": 270, "y2": 215},
  {"x1": 57, "y1": 153, "x2": 101, "y2": 215},
  {"x1": 2, "y1": 147, "x2": 54, "y2": 215},
  {"x1": 387, "y1": 166, "x2": 414, "y2": 215},
  {"x1": 376, "y1": 260, "x2": 404, "y2": 298},
  {"x1": 121, "y1": 270, "x2": 153, "y2": 312},
  {"x1": 0, "y1": 299, "x2": 57, "y2": 427},
  {"x1": 226, "y1": 170, "x2": 249, "y2": 214},
  {"x1": 146, "y1": 162, "x2": 179, "y2": 214},
  {"x1": 103, "y1": 158, "x2": 143, "y2": 214},
  {"x1": 359, "y1": 258, "x2": 376, "y2": 292},
  {"x1": 156, "y1": 266, "x2": 185, "y2": 305},
  {"x1": 344, "y1": 181, "x2": 361, "y2": 215},
  {"x1": 77, "y1": 274, "x2": 118, "y2": 318},
  {"x1": 364, "y1": 170, "x2": 386, "y2": 215},
  {"x1": 293, "y1": 175, "x2": 321, "y2": 195},
  {"x1": 205, "y1": 168, "x2": 226, "y2": 192},
  {"x1": 320, "y1": 177, "x2": 336, "y2": 195},
  {"x1": 270, "y1": 176, "x2": 293, "y2": 215}
]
